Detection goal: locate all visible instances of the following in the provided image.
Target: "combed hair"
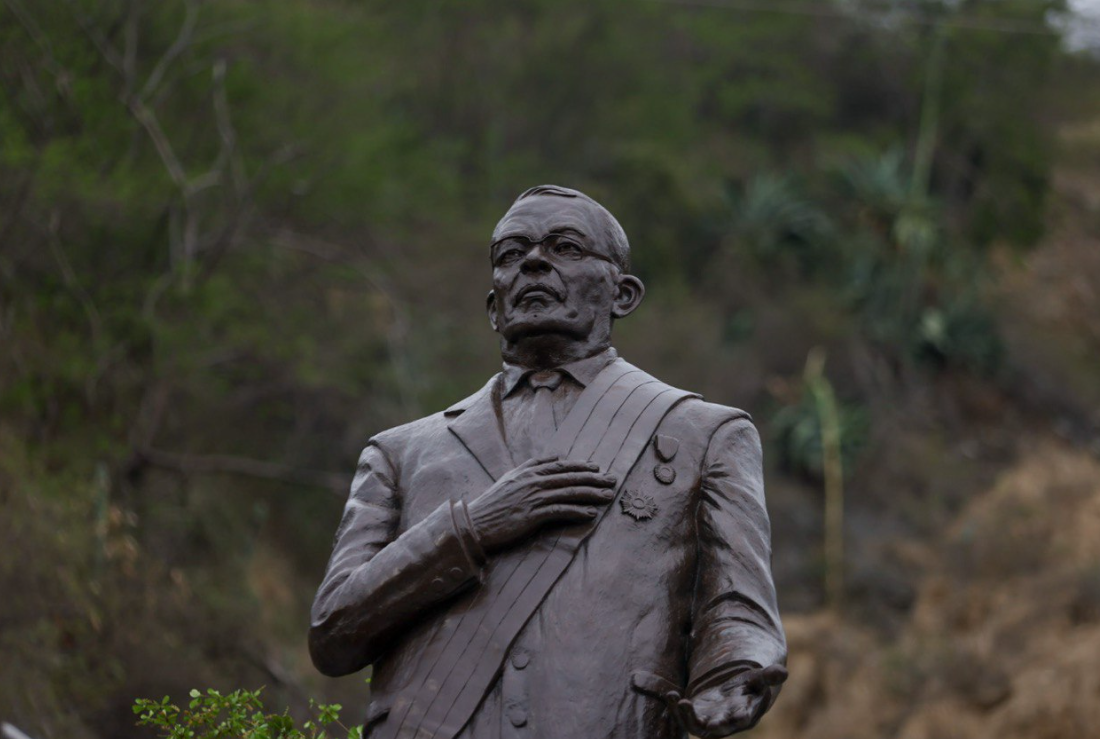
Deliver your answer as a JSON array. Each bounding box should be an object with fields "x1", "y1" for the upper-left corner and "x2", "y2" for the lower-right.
[{"x1": 513, "y1": 185, "x2": 631, "y2": 272}]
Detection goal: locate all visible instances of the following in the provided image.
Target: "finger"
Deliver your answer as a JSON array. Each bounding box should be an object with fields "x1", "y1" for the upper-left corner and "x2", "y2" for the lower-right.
[
  {"x1": 519, "y1": 455, "x2": 560, "y2": 470},
  {"x1": 676, "y1": 699, "x2": 706, "y2": 736},
  {"x1": 761, "y1": 664, "x2": 788, "y2": 687},
  {"x1": 701, "y1": 696, "x2": 761, "y2": 736},
  {"x1": 534, "y1": 471, "x2": 617, "y2": 489},
  {"x1": 536, "y1": 504, "x2": 601, "y2": 523},
  {"x1": 743, "y1": 664, "x2": 788, "y2": 693},
  {"x1": 537, "y1": 486, "x2": 617, "y2": 505},
  {"x1": 532, "y1": 459, "x2": 600, "y2": 476}
]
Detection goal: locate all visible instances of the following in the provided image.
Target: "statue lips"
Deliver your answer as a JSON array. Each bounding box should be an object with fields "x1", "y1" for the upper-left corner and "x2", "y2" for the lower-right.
[{"x1": 513, "y1": 283, "x2": 563, "y2": 307}]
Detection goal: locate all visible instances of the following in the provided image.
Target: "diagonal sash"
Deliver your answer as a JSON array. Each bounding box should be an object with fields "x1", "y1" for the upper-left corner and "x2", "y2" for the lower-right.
[{"x1": 374, "y1": 360, "x2": 697, "y2": 739}]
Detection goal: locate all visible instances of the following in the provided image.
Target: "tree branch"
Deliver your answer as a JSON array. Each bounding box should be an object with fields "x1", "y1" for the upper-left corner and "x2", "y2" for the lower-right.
[
  {"x1": 61, "y1": 0, "x2": 125, "y2": 76},
  {"x1": 211, "y1": 58, "x2": 245, "y2": 195},
  {"x1": 62, "y1": 0, "x2": 289, "y2": 290},
  {"x1": 127, "y1": 98, "x2": 187, "y2": 188},
  {"x1": 122, "y1": 0, "x2": 139, "y2": 95},
  {"x1": 139, "y1": 0, "x2": 199, "y2": 102},
  {"x1": 268, "y1": 228, "x2": 423, "y2": 416},
  {"x1": 46, "y1": 209, "x2": 103, "y2": 347},
  {"x1": 136, "y1": 448, "x2": 348, "y2": 495},
  {"x1": 3, "y1": 0, "x2": 68, "y2": 82}
]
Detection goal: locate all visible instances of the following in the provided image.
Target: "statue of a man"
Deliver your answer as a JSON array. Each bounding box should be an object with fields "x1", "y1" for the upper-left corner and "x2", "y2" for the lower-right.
[{"x1": 309, "y1": 185, "x2": 787, "y2": 739}]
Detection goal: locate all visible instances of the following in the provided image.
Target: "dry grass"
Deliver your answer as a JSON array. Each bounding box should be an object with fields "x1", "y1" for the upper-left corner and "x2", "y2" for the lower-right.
[{"x1": 752, "y1": 438, "x2": 1100, "y2": 739}]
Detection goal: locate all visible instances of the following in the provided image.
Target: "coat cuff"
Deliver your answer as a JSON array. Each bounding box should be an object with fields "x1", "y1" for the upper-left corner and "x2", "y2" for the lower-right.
[
  {"x1": 687, "y1": 660, "x2": 759, "y2": 696},
  {"x1": 410, "y1": 500, "x2": 482, "y2": 600},
  {"x1": 451, "y1": 498, "x2": 487, "y2": 568}
]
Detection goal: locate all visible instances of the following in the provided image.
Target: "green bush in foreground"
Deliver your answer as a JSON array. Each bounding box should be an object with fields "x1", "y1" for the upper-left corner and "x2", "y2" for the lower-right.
[{"x1": 134, "y1": 689, "x2": 361, "y2": 739}]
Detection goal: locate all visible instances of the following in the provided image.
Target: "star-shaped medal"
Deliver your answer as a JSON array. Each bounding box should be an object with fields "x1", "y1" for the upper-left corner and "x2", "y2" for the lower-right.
[{"x1": 620, "y1": 489, "x2": 658, "y2": 521}]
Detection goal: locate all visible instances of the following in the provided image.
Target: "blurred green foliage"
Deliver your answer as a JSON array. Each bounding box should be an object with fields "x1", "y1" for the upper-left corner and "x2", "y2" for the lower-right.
[
  {"x1": 0, "y1": 0, "x2": 1091, "y2": 736},
  {"x1": 772, "y1": 378, "x2": 868, "y2": 483},
  {"x1": 134, "y1": 688, "x2": 360, "y2": 739}
]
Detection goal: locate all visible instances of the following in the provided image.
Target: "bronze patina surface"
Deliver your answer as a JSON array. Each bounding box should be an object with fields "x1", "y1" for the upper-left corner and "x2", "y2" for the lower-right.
[{"x1": 309, "y1": 186, "x2": 787, "y2": 738}]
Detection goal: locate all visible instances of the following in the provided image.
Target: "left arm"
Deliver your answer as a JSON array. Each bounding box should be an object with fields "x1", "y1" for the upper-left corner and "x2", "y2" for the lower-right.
[{"x1": 679, "y1": 416, "x2": 787, "y2": 737}]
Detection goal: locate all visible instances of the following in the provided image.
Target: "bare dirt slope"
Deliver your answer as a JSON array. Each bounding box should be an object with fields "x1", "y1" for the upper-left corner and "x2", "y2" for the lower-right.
[{"x1": 756, "y1": 439, "x2": 1100, "y2": 739}]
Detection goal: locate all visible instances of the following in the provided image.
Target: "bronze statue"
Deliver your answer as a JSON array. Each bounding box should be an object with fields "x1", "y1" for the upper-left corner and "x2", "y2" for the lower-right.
[{"x1": 309, "y1": 185, "x2": 787, "y2": 738}]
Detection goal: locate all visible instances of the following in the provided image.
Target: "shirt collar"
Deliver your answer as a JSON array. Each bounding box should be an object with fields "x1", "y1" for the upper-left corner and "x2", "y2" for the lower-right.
[{"x1": 500, "y1": 347, "x2": 618, "y2": 397}]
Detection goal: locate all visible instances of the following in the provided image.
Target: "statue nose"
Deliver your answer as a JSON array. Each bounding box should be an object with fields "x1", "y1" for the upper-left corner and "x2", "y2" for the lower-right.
[{"x1": 520, "y1": 246, "x2": 552, "y2": 272}]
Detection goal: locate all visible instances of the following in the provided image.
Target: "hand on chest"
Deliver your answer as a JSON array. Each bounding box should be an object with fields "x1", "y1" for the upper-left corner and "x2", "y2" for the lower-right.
[{"x1": 404, "y1": 429, "x2": 701, "y2": 537}]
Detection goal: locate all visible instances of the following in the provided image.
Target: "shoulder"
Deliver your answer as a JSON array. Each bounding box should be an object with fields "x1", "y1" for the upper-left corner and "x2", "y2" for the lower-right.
[
  {"x1": 639, "y1": 366, "x2": 752, "y2": 439},
  {"x1": 617, "y1": 358, "x2": 749, "y2": 429},
  {"x1": 370, "y1": 411, "x2": 449, "y2": 449},
  {"x1": 629, "y1": 363, "x2": 757, "y2": 453},
  {"x1": 660, "y1": 397, "x2": 757, "y2": 457},
  {"x1": 670, "y1": 396, "x2": 752, "y2": 433},
  {"x1": 367, "y1": 375, "x2": 497, "y2": 453}
]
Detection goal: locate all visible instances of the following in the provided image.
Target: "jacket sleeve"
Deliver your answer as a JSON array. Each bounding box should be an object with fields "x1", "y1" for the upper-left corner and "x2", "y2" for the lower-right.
[
  {"x1": 688, "y1": 416, "x2": 786, "y2": 696},
  {"x1": 308, "y1": 440, "x2": 486, "y2": 677}
]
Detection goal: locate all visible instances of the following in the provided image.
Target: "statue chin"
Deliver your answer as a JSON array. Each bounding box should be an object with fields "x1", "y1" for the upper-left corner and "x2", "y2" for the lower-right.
[{"x1": 498, "y1": 311, "x2": 592, "y2": 346}]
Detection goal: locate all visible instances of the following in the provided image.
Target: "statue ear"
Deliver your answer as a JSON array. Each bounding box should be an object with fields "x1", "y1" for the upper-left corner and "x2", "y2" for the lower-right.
[
  {"x1": 611, "y1": 274, "x2": 645, "y2": 319},
  {"x1": 486, "y1": 290, "x2": 500, "y2": 332}
]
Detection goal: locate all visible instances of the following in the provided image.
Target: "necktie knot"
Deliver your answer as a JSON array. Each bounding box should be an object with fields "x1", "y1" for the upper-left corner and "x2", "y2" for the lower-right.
[{"x1": 527, "y1": 369, "x2": 563, "y2": 392}]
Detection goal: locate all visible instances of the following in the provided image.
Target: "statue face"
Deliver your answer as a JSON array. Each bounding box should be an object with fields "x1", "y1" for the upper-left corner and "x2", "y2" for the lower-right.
[{"x1": 487, "y1": 196, "x2": 622, "y2": 345}]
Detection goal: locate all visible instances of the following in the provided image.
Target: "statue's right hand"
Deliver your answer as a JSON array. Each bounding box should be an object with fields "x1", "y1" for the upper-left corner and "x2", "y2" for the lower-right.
[{"x1": 467, "y1": 456, "x2": 617, "y2": 553}]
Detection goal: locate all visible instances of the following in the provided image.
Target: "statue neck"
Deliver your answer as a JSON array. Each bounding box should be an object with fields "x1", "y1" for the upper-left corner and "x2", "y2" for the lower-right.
[{"x1": 500, "y1": 333, "x2": 611, "y2": 371}]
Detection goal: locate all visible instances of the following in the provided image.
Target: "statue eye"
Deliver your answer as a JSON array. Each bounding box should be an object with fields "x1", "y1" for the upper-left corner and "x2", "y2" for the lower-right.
[
  {"x1": 552, "y1": 241, "x2": 584, "y2": 260},
  {"x1": 495, "y1": 247, "x2": 526, "y2": 266}
]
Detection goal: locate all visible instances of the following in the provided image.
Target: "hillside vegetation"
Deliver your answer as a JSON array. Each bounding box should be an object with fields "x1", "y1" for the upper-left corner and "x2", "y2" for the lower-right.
[{"x1": 1, "y1": 1, "x2": 1098, "y2": 737}]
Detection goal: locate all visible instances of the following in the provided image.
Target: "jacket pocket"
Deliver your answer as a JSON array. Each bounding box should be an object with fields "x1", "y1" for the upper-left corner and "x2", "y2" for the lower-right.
[
  {"x1": 628, "y1": 670, "x2": 680, "y2": 737},
  {"x1": 631, "y1": 670, "x2": 680, "y2": 699}
]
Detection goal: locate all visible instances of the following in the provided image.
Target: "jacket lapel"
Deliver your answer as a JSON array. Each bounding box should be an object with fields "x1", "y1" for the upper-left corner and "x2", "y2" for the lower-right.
[{"x1": 446, "y1": 375, "x2": 514, "y2": 481}]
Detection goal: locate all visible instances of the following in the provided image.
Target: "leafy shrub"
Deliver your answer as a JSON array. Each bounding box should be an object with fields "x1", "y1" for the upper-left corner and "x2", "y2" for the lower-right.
[
  {"x1": 731, "y1": 174, "x2": 833, "y2": 274},
  {"x1": 771, "y1": 380, "x2": 868, "y2": 482},
  {"x1": 914, "y1": 299, "x2": 1003, "y2": 375},
  {"x1": 732, "y1": 151, "x2": 1007, "y2": 376},
  {"x1": 134, "y1": 688, "x2": 361, "y2": 739}
]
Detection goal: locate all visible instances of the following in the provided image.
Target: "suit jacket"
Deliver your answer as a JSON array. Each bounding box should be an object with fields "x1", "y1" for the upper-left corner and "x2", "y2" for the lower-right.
[{"x1": 309, "y1": 358, "x2": 786, "y2": 739}]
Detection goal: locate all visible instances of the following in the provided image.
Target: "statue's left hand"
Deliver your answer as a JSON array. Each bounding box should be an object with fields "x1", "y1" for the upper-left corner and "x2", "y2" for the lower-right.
[{"x1": 671, "y1": 665, "x2": 787, "y2": 737}]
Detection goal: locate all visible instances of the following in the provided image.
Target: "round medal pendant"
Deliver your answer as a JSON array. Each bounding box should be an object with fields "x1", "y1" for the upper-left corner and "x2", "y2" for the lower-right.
[{"x1": 654, "y1": 464, "x2": 676, "y2": 485}]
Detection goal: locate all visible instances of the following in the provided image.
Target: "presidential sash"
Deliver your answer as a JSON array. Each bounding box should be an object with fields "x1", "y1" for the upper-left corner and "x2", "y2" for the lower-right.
[{"x1": 374, "y1": 360, "x2": 697, "y2": 739}]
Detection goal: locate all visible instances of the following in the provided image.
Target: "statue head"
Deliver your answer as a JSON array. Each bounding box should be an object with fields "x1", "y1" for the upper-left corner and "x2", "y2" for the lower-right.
[{"x1": 486, "y1": 185, "x2": 646, "y2": 367}]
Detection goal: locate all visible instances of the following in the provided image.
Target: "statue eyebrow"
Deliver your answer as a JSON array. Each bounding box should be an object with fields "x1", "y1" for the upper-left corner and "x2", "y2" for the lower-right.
[
  {"x1": 490, "y1": 226, "x2": 589, "y2": 250},
  {"x1": 548, "y1": 226, "x2": 587, "y2": 240}
]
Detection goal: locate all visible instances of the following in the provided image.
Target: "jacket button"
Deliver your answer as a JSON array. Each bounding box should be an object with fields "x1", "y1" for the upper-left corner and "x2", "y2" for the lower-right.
[
  {"x1": 511, "y1": 653, "x2": 530, "y2": 670},
  {"x1": 449, "y1": 567, "x2": 465, "y2": 580},
  {"x1": 430, "y1": 577, "x2": 446, "y2": 593},
  {"x1": 507, "y1": 708, "x2": 527, "y2": 727}
]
